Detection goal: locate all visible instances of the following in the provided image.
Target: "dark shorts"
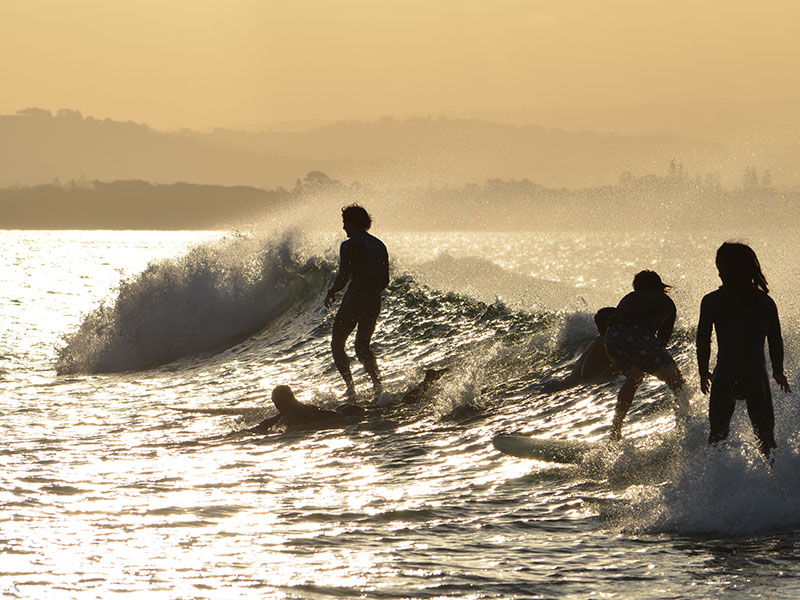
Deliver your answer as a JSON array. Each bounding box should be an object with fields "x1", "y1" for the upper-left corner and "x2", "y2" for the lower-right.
[
  {"x1": 604, "y1": 323, "x2": 676, "y2": 375},
  {"x1": 333, "y1": 292, "x2": 381, "y2": 340}
]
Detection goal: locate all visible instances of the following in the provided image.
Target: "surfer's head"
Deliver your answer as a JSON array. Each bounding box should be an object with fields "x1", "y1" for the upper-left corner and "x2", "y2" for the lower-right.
[
  {"x1": 593, "y1": 307, "x2": 616, "y2": 335},
  {"x1": 632, "y1": 270, "x2": 671, "y2": 293},
  {"x1": 716, "y1": 241, "x2": 768, "y2": 293},
  {"x1": 341, "y1": 204, "x2": 372, "y2": 236},
  {"x1": 272, "y1": 385, "x2": 302, "y2": 416}
]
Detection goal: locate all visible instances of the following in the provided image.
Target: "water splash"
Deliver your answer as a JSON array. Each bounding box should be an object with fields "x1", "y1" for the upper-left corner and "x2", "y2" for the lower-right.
[{"x1": 56, "y1": 232, "x2": 331, "y2": 374}]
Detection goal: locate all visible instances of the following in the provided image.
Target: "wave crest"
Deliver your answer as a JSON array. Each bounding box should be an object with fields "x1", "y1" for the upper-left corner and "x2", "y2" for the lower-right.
[{"x1": 56, "y1": 233, "x2": 330, "y2": 374}]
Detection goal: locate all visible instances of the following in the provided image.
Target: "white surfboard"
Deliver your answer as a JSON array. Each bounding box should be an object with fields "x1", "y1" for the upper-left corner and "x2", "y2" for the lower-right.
[{"x1": 492, "y1": 434, "x2": 599, "y2": 463}]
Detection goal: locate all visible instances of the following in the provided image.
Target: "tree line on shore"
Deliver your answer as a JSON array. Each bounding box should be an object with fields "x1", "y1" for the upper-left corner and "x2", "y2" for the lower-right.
[{"x1": 1, "y1": 164, "x2": 796, "y2": 231}]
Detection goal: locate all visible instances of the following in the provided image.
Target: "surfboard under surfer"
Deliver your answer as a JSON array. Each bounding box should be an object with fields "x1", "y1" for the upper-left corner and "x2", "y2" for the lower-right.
[{"x1": 324, "y1": 204, "x2": 389, "y2": 401}]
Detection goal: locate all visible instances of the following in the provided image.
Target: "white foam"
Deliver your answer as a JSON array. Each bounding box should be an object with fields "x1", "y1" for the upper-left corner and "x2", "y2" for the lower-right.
[
  {"x1": 619, "y1": 418, "x2": 800, "y2": 535},
  {"x1": 56, "y1": 231, "x2": 331, "y2": 374}
]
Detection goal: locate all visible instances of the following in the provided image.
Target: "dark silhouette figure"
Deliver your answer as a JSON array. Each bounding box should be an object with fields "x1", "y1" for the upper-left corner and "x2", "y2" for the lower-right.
[
  {"x1": 250, "y1": 385, "x2": 366, "y2": 433},
  {"x1": 697, "y1": 242, "x2": 791, "y2": 457},
  {"x1": 605, "y1": 270, "x2": 687, "y2": 440},
  {"x1": 324, "y1": 204, "x2": 389, "y2": 399},
  {"x1": 251, "y1": 369, "x2": 447, "y2": 433},
  {"x1": 552, "y1": 307, "x2": 618, "y2": 391}
]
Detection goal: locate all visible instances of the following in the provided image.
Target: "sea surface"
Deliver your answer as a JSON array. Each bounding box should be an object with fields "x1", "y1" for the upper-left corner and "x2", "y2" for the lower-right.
[{"x1": 2, "y1": 228, "x2": 800, "y2": 599}]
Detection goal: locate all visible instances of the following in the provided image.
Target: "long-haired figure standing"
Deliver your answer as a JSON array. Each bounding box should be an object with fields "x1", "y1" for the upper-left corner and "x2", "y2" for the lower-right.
[{"x1": 696, "y1": 242, "x2": 791, "y2": 457}]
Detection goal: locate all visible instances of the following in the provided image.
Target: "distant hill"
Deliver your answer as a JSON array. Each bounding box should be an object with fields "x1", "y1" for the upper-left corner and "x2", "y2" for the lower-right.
[
  {"x1": 0, "y1": 180, "x2": 291, "y2": 230},
  {"x1": 0, "y1": 109, "x2": 340, "y2": 190},
  {"x1": 1, "y1": 104, "x2": 798, "y2": 189},
  {"x1": 194, "y1": 117, "x2": 697, "y2": 188},
  {"x1": 3, "y1": 170, "x2": 797, "y2": 232},
  {"x1": 448, "y1": 99, "x2": 800, "y2": 139}
]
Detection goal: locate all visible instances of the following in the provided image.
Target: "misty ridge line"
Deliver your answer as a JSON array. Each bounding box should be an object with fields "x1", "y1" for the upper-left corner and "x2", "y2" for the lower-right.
[
  {"x1": 1, "y1": 167, "x2": 797, "y2": 232},
  {"x1": 2, "y1": 102, "x2": 799, "y2": 192}
]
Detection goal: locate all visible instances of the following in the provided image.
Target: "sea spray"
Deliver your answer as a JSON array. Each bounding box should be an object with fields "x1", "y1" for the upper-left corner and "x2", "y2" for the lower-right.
[
  {"x1": 56, "y1": 232, "x2": 331, "y2": 374},
  {"x1": 605, "y1": 416, "x2": 800, "y2": 535}
]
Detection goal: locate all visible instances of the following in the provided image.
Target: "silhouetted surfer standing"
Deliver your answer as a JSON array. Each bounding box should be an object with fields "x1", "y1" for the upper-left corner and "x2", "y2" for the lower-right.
[
  {"x1": 697, "y1": 242, "x2": 790, "y2": 458},
  {"x1": 325, "y1": 204, "x2": 389, "y2": 400}
]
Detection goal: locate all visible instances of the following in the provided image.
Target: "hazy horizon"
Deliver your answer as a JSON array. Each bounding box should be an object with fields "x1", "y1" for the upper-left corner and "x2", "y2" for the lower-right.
[
  {"x1": 6, "y1": 96, "x2": 800, "y2": 135},
  {"x1": 4, "y1": 0, "x2": 800, "y2": 228},
  {"x1": 4, "y1": 0, "x2": 800, "y2": 131}
]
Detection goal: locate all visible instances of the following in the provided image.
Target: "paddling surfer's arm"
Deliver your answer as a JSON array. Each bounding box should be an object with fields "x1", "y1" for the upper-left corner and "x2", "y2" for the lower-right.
[
  {"x1": 249, "y1": 413, "x2": 282, "y2": 434},
  {"x1": 325, "y1": 242, "x2": 352, "y2": 308}
]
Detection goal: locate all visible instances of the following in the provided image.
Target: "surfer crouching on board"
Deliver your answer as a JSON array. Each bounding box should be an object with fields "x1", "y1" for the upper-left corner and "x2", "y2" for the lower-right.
[
  {"x1": 325, "y1": 204, "x2": 389, "y2": 400},
  {"x1": 605, "y1": 270, "x2": 688, "y2": 440},
  {"x1": 697, "y1": 242, "x2": 790, "y2": 458}
]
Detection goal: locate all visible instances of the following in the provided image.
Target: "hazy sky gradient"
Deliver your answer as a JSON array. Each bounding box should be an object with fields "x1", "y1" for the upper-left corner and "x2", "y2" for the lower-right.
[{"x1": 3, "y1": 0, "x2": 798, "y2": 130}]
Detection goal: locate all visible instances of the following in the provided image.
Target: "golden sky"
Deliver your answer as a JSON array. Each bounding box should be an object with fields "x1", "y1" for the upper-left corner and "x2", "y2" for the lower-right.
[{"x1": 2, "y1": 0, "x2": 798, "y2": 130}]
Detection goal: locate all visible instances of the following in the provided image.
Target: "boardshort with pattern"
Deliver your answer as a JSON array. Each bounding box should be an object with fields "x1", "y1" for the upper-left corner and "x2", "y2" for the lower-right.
[{"x1": 604, "y1": 323, "x2": 676, "y2": 375}]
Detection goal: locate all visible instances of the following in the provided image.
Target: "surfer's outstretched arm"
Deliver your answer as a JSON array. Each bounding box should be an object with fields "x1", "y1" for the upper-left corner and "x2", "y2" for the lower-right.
[{"x1": 249, "y1": 414, "x2": 281, "y2": 434}]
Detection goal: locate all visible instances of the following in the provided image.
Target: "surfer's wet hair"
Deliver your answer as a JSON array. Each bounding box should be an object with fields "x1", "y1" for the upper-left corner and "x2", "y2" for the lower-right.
[
  {"x1": 341, "y1": 204, "x2": 372, "y2": 230},
  {"x1": 716, "y1": 241, "x2": 769, "y2": 293},
  {"x1": 632, "y1": 270, "x2": 671, "y2": 293}
]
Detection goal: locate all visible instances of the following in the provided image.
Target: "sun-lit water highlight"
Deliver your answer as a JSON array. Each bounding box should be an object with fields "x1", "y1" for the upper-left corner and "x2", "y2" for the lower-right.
[{"x1": 2, "y1": 229, "x2": 800, "y2": 598}]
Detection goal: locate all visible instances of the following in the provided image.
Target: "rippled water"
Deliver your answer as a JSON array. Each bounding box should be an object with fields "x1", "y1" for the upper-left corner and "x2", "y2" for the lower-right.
[{"x1": 2, "y1": 229, "x2": 800, "y2": 599}]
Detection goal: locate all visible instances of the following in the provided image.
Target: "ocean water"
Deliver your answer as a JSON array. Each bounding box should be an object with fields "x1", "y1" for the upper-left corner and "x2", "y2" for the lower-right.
[{"x1": 2, "y1": 227, "x2": 800, "y2": 599}]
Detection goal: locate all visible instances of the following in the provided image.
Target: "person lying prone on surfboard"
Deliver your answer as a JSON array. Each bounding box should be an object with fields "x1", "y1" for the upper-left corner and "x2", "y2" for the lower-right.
[
  {"x1": 249, "y1": 385, "x2": 366, "y2": 433},
  {"x1": 250, "y1": 368, "x2": 449, "y2": 432}
]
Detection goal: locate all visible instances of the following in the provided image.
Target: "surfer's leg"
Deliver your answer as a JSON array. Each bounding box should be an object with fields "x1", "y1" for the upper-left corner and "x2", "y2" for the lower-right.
[
  {"x1": 611, "y1": 367, "x2": 644, "y2": 440},
  {"x1": 354, "y1": 297, "x2": 382, "y2": 392},
  {"x1": 708, "y1": 377, "x2": 735, "y2": 448},
  {"x1": 743, "y1": 377, "x2": 776, "y2": 457},
  {"x1": 655, "y1": 365, "x2": 689, "y2": 426},
  {"x1": 332, "y1": 300, "x2": 359, "y2": 395}
]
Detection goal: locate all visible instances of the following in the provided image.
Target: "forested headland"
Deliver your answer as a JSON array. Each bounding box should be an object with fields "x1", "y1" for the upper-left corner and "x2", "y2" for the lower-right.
[{"x1": 1, "y1": 165, "x2": 796, "y2": 231}]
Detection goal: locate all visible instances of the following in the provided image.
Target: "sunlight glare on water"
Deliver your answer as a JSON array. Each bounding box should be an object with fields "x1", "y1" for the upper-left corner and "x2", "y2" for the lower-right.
[{"x1": 2, "y1": 230, "x2": 800, "y2": 599}]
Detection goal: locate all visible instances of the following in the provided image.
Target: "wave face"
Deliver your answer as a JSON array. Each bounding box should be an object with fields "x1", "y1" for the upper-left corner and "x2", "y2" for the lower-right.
[
  {"x1": 56, "y1": 233, "x2": 330, "y2": 374},
  {"x1": 51, "y1": 230, "x2": 800, "y2": 541}
]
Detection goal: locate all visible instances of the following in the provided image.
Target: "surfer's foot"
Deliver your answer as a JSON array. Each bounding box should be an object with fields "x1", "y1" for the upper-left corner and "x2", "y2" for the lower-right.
[
  {"x1": 609, "y1": 427, "x2": 622, "y2": 442},
  {"x1": 373, "y1": 390, "x2": 392, "y2": 407},
  {"x1": 370, "y1": 378, "x2": 388, "y2": 406},
  {"x1": 344, "y1": 385, "x2": 358, "y2": 402}
]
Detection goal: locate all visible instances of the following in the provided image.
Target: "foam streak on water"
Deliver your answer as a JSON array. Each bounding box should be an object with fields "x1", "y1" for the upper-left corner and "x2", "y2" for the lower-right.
[{"x1": 2, "y1": 230, "x2": 800, "y2": 599}]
